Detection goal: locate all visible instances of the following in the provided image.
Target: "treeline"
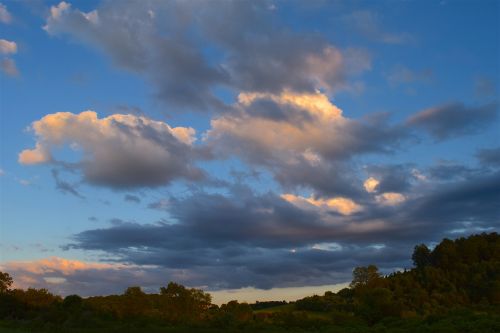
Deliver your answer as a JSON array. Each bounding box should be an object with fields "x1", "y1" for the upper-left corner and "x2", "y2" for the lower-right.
[
  {"x1": 0, "y1": 233, "x2": 499, "y2": 332},
  {"x1": 295, "y1": 233, "x2": 500, "y2": 323}
]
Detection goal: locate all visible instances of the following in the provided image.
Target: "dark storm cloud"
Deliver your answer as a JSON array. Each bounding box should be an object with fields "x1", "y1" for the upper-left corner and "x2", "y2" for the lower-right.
[
  {"x1": 64, "y1": 170, "x2": 500, "y2": 289},
  {"x1": 407, "y1": 102, "x2": 498, "y2": 140},
  {"x1": 272, "y1": 161, "x2": 366, "y2": 198},
  {"x1": 44, "y1": 1, "x2": 370, "y2": 111},
  {"x1": 476, "y1": 147, "x2": 500, "y2": 168},
  {"x1": 427, "y1": 162, "x2": 479, "y2": 181},
  {"x1": 408, "y1": 170, "x2": 500, "y2": 226},
  {"x1": 364, "y1": 164, "x2": 414, "y2": 193}
]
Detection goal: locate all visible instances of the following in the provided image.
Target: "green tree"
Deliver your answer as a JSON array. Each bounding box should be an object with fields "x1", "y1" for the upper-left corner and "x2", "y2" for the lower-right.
[
  {"x1": 0, "y1": 271, "x2": 13, "y2": 293},
  {"x1": 159, "y1": 282, "x2": 212, "y2": 323},
  {"x1": 412, "y1": 244, "x2": 432, "y2": 269},
  {"x1": 350, "y1": 265, "x2": 381, "y2": 288}
]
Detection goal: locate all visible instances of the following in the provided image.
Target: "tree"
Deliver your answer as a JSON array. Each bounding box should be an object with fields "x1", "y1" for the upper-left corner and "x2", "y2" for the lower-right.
[
  {"x1": 412, "y1": 244, "x2": 432, "y2": 269},
  {"x1": 219, "y1": 300, "x2": 253, "y2": 323},
  {"x1": 0, "y1": 272, "x2": 13, "y2": 293},
  {"x1": 122, "y1": 286, "x2": 148, "y2": 317},
  {"x1": 159, "y1": 282, "x2": 212, "y2": 323},
  {"x1": 62, "y1": 294, "x2": 83, "y2": 309},
  {"x1": 124, "y1": 286, "x2": 146, "y2": 297},
  {"x1": 357, "y1": 287, "x2": 400, "y2": 323},
  {"x1": 350, "y1": 265, "x2": 381, "y2": 288}
]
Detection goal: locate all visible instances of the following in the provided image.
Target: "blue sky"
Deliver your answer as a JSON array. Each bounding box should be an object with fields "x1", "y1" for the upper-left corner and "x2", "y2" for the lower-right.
[{"x1": 0, "y1": 0, "x2": 499, "y2": 302}]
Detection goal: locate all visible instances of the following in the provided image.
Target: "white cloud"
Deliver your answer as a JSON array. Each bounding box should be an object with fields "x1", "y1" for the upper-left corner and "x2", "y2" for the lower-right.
[
  {"x1": 1, "y1": 58, "x2": 18, "y2": 76},
  {"x1": 375, "y1": 192, "x2": 406, "y2": 206},
  {"x1": 0, "y1": 39, "x2": 17, "y2": 54},
  {"x1": 207, "y1": 91, "x2": 347, "y2": 164},
  {"x1": 19, "y1": 111, "x2": 202, "y2": 188},
  {"x1": 48, "y1": 1, "x2": 71, "y2": 21},
  {"x1": 363, "y1": 177, "x2": 379, "y2": 193},
  {"x1": 0, "y1": 3, "x2": 12, "y2": 24},
  {"x1": 282, "y1": 193, "x2": 362, "y2": 215}
]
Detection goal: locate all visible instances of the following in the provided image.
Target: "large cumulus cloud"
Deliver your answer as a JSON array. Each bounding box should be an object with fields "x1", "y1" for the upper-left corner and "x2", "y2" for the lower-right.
[
  {"x1": 206, "y1": 91, "x2": 406, "y2": 196},
  {"x1": 19, "y1": 111, "x2": 203, "y2": 188}
]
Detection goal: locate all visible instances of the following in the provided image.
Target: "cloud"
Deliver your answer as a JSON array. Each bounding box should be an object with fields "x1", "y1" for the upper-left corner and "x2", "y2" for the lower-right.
[
  {"x1": 0, "y1": 3, "x2": 12, "y2": 24},
  {"x1": 43, "y1": 1, "x2": 370, "y2": 110},
  {"x1": 0, "y1": 257, "x2": 175, "y2": 296},
  {"x1": 1, "y1": 58, "x2": 18, "y2": 76},
  {"x1": 363, "y1": 177, "x2": 379, "y2": 193},
  {"x1": 19, "y1": 111, "x2": 203, "y2": 189},
  {"x1": 375, "y1": 192, "x2": 406, "y2": 206},
  {"x1": 407, "y1": 102, "x2": 498, "y2": 140},
  {"x1": 0, "y1": 39, "x2": 17, "y2": 54},
  {"x1": 476, "y1": 147, "x2": 500, "y2": 168},
  {"x1": 427, "y1": 161, "x2": 478, "y2": 181},
  {"x1": 124, "y1": 194, "x2": 141, "y2": 203},
  {"x1": 364, "y1": 164, "x2": 415, "y2": 194},
  {"x1": 407, "y1": 171, "x2": 500, "y2": 226},
  {"x1": 474, "y1": 76, "x2": 497, "y2": 98},
  {"x1": 59, "y1": 165, "x2": 500, "y2": 291},
  {"x1": 281, "y1": 193, "x2": 362, "y2": 215},
  {"x1": 206, "y1": 91, "x2": 406, "y2": 196},
  {"x1": 387, "y1": 65, "x2": 432, "y2": 86},
  {"x1": 209, "y1": 91, "x2": 405, "y2": 162},
  {"x1": 51, "y1": 169, "x2": 84, "y2": 198},
  {"x1": 342, "y1": 10, "x2": 411, "y2": 44}
]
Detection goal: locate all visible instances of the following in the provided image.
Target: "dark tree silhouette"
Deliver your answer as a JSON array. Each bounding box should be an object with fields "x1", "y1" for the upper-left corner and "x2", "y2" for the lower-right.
[
  {"x1": 412, "y1": 244, "x2": 432, "y2": 269},
  {"x1": 0, "y1": 272, "x2": 13, "y2": 293},
  {"x1": 350, "y1": 265, "x2": 381, "y2": 288}
]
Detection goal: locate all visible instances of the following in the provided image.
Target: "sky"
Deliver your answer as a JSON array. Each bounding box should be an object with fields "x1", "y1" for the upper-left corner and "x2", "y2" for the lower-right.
[{"x1": 0, "y1": 0, "x2": 499, "y2": 304}]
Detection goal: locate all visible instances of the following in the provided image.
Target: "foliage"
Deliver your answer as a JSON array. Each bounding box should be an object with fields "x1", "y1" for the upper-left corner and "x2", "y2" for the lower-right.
[{"x1": 0, "y1": 273, "x2": 12, "y2": 294}]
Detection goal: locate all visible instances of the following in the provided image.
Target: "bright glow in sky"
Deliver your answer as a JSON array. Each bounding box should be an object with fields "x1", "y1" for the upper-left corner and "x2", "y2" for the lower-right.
[{"x1": 0, "y1": 0, "x2": 499, "y2": 300}]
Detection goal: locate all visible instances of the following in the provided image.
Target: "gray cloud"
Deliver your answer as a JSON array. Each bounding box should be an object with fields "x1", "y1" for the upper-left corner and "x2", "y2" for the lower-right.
[
  {"x1": 43, "y1": 1, "x2": 370, "y2": 111},
  {"x1": 206, "y1": 93, "x2": 407, "y2": 196},
  {"x1": 51, "y1": 169, "x2": 84, "y2": 199},
  {"x1": 64, "y1": 171, "x2": 500, "y2": 290},
  {"x1": 427, "y1": 161, "x2": 479, "y2": 181},
  {"x1": 19, "y1": 111, "x2": 204, "y2": 189},
  {"x1": 342, "y1": 10, "x2": 411, "y2": 44},
  {"x1": 407, "y1": 102, "x2": 498, "y2": 140},
  {"x1": 124, "y1": 194, "x2": 141, "y2": 203},
  {"x1": 476, "y1": 147, "x2": 500, "y2": 168},
  {"x1": 364, "y1": 164, "x2": 415, "y2": 194}
]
